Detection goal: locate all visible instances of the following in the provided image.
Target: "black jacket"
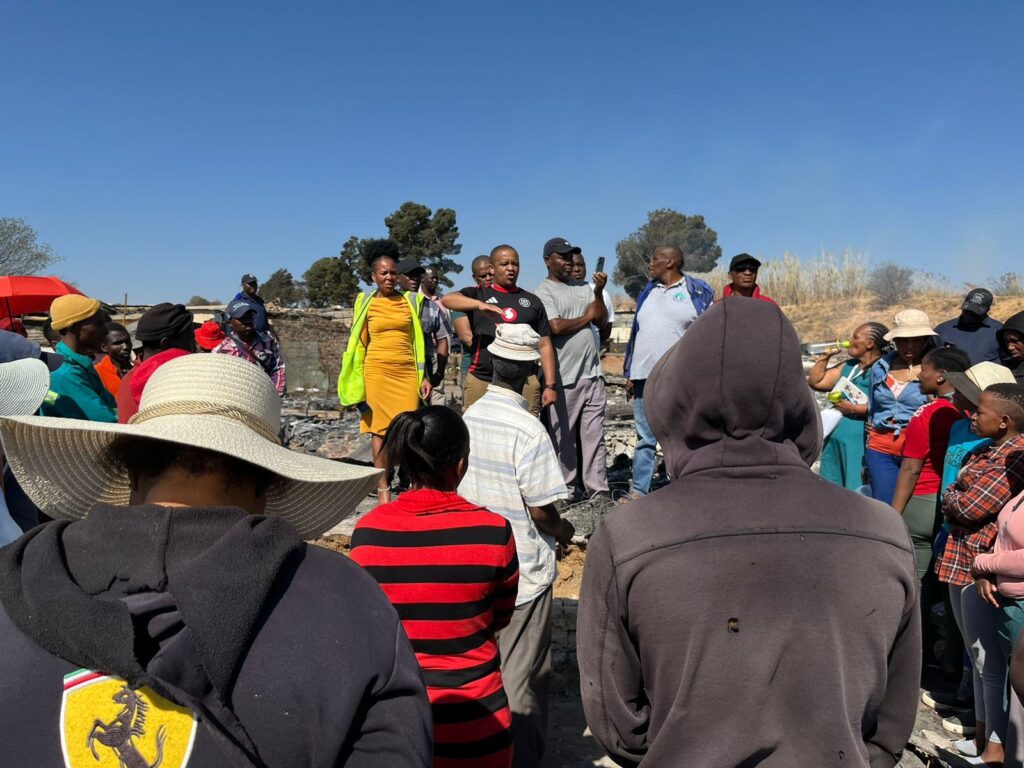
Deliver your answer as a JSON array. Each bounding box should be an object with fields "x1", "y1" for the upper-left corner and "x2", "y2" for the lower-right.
[
  {"x1": 0, "y1": 504, "x2": 431, "y2": 767},
  {"x1": 998, "y1": 310, "x2": 1024, "y2": 383},
  {"x1": 578, "y1": 299, "x2": 920, "y2": 767}
]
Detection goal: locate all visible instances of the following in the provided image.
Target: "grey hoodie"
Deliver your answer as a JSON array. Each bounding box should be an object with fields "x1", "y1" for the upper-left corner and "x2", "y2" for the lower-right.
[{"x1": 578, "y1": 298, "x2": 920, "y2": 767}]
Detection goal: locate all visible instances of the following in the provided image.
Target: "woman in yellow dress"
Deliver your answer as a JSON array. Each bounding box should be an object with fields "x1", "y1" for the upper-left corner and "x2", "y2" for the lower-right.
[{"x1": 342, "y1": 244, "x2": 431, "y2": 502}]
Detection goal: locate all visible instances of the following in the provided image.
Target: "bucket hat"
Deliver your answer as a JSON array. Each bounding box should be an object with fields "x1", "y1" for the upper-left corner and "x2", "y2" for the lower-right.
[
  {"x1": 946, "y1": 361, "x2": 1017, "y2": 407},
  {"x1": 487, "y1": 323, "x2": 541, "y2": 362},
  {"x1": 883, "y1": 309, "x2": 937, "y2": 341},
  {"x1": 0, "y1": 354, "x2": 381, "y2": 538},
  {"x1": 0, "y1": 358, "x2": 51, "y2": 417}
]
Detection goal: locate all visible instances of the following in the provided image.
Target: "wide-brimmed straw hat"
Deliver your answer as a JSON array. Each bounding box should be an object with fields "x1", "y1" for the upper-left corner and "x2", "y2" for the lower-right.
[
  {"x1": 883, "y1": 309, "x2": 937, "y2": 341},
  {"x1": 0, "y1": 354, "x2": 381, "y2": 538},
  {"x1": 946, "y1": 361, "x2": 1018, "y2": 407},
  {"x1": 0, "y1": 358, "x2": 51, "y2": 417}
]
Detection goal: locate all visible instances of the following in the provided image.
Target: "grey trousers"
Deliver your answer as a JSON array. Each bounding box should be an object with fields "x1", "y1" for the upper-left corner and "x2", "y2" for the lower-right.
[
  {"x1": 546, "y1": 376, "x2": 609, "y2": 496},
  {"x1": 498, "y1": 586, "x2": 552, "y2": 768}
]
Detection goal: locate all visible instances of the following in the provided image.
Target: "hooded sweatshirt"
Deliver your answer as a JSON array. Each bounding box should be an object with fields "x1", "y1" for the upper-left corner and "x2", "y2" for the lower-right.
[
  {"x1": 577, "y1": 298, "x2": 920, "y2": 768},
  {"x1": 998, "y1": 310, "x2": 1024, "y2": 383},
  {"x1": 0, "y1": 504, "x2": 431, "y2": 767}
]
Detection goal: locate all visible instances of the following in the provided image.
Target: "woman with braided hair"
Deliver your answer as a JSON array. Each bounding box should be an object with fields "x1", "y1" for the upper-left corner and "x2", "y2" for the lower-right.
[
  {"x1": 352, "y1": 406, "x2": 519, "y2": 768},
  {"x1": 808, "y1": 321, "x2": 890, "y2": 490}
]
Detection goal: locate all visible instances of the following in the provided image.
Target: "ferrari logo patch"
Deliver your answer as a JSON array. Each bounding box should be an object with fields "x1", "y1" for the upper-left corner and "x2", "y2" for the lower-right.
[{"x1": 60, "y1": 669, "x2": 197, "y2": 768}]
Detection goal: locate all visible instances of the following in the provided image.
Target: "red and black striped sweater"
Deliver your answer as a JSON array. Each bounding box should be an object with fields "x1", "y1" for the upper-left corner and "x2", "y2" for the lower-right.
[{"x1": 351, "y1": 489, "x2": 519, "y2": 768}]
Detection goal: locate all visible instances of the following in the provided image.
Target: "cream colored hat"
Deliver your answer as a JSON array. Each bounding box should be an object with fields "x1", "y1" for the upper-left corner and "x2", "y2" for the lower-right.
[
  {"x1": 946, "y1": 361, "x2": 1018, "y2": 406},
  {"x1": 883, "y1": 309, "x2": 937, "y2": 341},
  {"x1": 0, "y1": 354, "x2": 381, "y2": 538},
  {"x1": 487, "y1": 323, "x2": 541, "y2": 362},
  {"x1": 0, "y1": 358, "x2": 51, "y2": 417}
]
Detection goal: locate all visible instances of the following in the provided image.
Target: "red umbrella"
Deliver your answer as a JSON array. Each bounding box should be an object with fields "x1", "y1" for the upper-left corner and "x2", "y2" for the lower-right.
[{"x1": 0, "y1": 275, "x2": 84, "y2": 317}]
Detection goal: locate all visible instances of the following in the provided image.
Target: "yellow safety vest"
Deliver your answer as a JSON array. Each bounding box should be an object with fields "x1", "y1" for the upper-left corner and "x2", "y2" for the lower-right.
[{"x1": 337, "y1": 291, "x2": 427, "y2": 407}]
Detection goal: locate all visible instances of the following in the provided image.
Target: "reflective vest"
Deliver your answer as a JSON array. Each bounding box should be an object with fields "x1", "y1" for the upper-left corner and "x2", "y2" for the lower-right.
[{"x1": 337, "y1": 291, "x2": 427, "y2": 407}]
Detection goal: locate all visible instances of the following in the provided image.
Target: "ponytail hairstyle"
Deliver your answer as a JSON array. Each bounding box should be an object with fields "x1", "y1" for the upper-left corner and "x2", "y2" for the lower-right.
[
  {"x1": 383, "y1": 407, "x2": 470, "y2": 488},
  {"x1": 860, "y1": 322, "x2": 892, "y2": 356}
]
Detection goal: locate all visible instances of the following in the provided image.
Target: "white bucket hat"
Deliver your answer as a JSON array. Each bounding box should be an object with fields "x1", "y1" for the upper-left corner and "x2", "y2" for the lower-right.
[
  {"x1": 883, "y1": 309, "x2": 937, "y2": 341},
  {"x1": 487, "y1": 323, "x2": 541, "y2": 362},
  {"x1": 0, "y1": 354, "x2": 381, "y2": 538},
  {"x1": 0, "y1": 358, "x2": 51, "y2": 417}
]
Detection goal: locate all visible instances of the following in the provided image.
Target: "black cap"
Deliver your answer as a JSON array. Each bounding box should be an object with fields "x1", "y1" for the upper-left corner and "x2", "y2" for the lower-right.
[
  {"x1": 241, "y1": 273, "x2": 258, "y2": 285},
  {"x1": 226, "y1": 299, "x2": 257, "y2": 320},
  {"x1": 961, "y1": 288, "x2": 994, "y2": 316},
  {"x1": 135, "y1": 303, "x2": 195, "y2": 342},
  {"x1": 543, "y1": 237, "x2": 582, "y2": 258},
  {"x1": 396, "y1": 258, "x2": 425, "y2": 276},
  {"x1": 729, "y1": 253, "x2": 762, "y2": 271}
]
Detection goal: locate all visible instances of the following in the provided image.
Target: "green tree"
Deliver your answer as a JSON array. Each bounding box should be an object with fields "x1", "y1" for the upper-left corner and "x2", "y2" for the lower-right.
[
  {"x1": 187, "y1": 295, "x2": 222, "y2": 305},
  {"x1": 0, "y1": 217, "x2": 62, "y2": 274},
  {"x1": 384, "y1": 202, "x2": 463, "y2": 286},
  {"x1": 260, "y1": 268, "x2": 305, "y2": 305},
  {"x1": 613, "y1": 209, "x2": 722, "y2": 298},
  {"x1": 303, "y1": 237, "x2": 364, "y2": 307}
]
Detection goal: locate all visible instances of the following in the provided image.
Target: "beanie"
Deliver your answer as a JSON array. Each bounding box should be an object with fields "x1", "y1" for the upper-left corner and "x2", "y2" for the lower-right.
[
  {"x1": 135, "y1": 303, "x2": 195, "y2": 343},
  {"x1": 49, "y1": 295, "x2": 102, "y2": 331}
]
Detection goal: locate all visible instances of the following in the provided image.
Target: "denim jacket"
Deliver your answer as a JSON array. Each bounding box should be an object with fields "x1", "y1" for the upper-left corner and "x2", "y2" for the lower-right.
[
  {"x1": 624, "y1": 275, "x2": 714, "y2": 379},
  {"x1": 868, "y1": 352, "x2": 928, "y2": 434}
]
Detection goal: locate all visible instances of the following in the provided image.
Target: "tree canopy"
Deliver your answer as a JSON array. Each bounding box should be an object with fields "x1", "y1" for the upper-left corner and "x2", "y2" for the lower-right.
[
  {"x1": 613, "y1": 209, "x2": 722, "y2": 298},
  {"x1": 260, "y1": 268, "x2": 305, "y2": 305},
  {"x1": 303, "y1": 237, "x2": 364, "y2": 307},
  {"x1": 0, "y1": 217, "x2": 62, "y2": 275},
  {"x1": 383, "y1": 202, "x2": 463, "y2": 286}
]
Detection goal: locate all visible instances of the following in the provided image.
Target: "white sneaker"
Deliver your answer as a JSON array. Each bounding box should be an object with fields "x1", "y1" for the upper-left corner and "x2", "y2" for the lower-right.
[{"x1": 954, "y1": 739, "x2": 979, "y2": 757}]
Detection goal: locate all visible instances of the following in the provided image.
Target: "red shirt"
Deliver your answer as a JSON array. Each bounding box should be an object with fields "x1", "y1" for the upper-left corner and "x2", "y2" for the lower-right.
[
  {"x1": 351, "y1": 489, "x2": 519, "y2": 768},
  {"x1": 721, "y1": 284, "x2": 777, "y2": 304},
  {"x1": 901, "y1": 398, "x2": 961, "y2": 496}
]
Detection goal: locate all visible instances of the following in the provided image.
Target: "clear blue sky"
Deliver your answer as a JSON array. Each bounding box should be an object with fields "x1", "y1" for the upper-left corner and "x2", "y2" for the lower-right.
[{"x1": 2, "y1": 1, "x2": 1021, "y2": 304}]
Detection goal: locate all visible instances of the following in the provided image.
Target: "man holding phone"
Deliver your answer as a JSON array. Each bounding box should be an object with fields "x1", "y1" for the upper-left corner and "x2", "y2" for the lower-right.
[{"x1": 535, "y1": 237, "x2": 613, "y2": 505}]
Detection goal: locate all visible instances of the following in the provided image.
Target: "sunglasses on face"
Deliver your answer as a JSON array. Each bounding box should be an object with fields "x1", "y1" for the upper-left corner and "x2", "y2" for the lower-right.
[{"x1": 734, "y1": 265, "x2": 758, "y2": 274}]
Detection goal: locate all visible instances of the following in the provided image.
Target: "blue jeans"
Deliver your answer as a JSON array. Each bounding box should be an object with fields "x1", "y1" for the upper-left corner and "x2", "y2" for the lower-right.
[
  {"x1": 631, "y1": 380, "x2": 657, "y2": 495},
  {"x1": 865, "y1": 447, "x2": 902, "y2": 505}
]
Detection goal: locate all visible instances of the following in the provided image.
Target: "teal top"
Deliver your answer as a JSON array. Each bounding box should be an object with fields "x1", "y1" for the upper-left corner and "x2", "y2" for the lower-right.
[
  {"x1": 819, "y1": 360, "x2": 872, "y2": 491},
  {"x1": 40, "y1": 341, "x2": 118, "y2": 423}
]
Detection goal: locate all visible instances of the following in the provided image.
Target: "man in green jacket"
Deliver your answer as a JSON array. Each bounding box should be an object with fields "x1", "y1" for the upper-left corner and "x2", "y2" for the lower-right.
[{"x1": 41, "y1": 294, "x2": 117, "y2": 422}]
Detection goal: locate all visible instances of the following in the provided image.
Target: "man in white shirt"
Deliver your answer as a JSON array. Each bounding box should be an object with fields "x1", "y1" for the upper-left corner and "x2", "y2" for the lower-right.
[
  {"x1": 459, "y1": 323, "x2": 573, "y2": 768},
  {"x1": 622, "y1": 245, "x2": 715, "y2": 498}
]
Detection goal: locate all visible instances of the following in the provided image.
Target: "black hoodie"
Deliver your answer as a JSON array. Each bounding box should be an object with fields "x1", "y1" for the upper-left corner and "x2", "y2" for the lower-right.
[
  {"x1": 0, "y1": 504, "x2": 432, "y2": 767},
  {"x1": 577, "y1": 298, "x2": 920, "y2": 767},
  {"x1": 998, "y1": 310, "x2": 1024, "y2": 383}
]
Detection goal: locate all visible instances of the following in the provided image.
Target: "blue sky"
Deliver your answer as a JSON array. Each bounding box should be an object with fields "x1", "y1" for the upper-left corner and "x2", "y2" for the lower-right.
[{"x1": 2, "y1": 1, "x2": 1021, "y2": 304}]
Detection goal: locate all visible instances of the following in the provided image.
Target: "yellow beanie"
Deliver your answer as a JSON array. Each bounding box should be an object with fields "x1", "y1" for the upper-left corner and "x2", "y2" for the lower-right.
[{"x1": 50, "y1": 294, "x2": 102, "y2": 331}]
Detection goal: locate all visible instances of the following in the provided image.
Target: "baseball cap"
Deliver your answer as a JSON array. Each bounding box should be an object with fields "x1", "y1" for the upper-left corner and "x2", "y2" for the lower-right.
[
  {"x1": 961, "y1": 288, "x2": 994, "y2": 316},
  {"x1": 241, "y1": 273, "x2": 258, "y2": 286},
  {"x1": 947, "y1": 361, "x2": 1017, "y2": 407},
  {"x1": 226, "y1": 299, "x2": 257, "y2": 320},
  {"x1": 0, "y1": 329, "x2": 64, "y2": 372},
  {"x1": 729, "y1": 253, "x2": 762, "y2": 271},
  {"x1": 396, "y1": 258, "x2": 425, "y2": 276},
  {"x1": 543, "y1": 238, "x2": 581, "y2": 258}
]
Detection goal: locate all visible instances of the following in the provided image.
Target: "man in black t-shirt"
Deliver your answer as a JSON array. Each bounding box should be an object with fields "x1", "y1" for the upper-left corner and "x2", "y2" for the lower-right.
[{"x1": 443, "y1": 244, "x2": 557, "y2": 415}]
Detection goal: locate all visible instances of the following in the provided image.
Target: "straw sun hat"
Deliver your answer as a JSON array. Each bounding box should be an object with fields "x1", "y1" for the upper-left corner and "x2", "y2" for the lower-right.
[
  {"x1": 0, "y1": 354, "x2": 381, "y2": 538},
  {"x1": 883, "y1": 309, "x2": 938, "y2": 341},
  {"x1": 0, "y1": 358, "x2": 52, "y2": 417}
]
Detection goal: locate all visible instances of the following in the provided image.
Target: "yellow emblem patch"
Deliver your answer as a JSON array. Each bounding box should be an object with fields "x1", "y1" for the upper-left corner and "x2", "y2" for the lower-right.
[{"x1": 60, "y1": 669, "x2": 197, "y2": 768}]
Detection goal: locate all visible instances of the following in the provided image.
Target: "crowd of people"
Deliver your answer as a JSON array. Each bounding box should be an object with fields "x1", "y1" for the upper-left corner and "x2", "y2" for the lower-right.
[{"x1": 0, "y1": 245, "x2": 1023, "y2": 768}]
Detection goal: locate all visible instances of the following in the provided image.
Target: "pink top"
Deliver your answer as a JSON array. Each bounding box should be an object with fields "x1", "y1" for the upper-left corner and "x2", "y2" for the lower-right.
[{"x1": 972, "y1": 489, "x2": 1024, "y2": 599}]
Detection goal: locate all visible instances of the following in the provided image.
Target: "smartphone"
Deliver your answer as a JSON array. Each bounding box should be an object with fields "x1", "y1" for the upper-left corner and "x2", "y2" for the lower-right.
[{"x1": 595, "y1": 256, "x2": 606, "y2": 274}]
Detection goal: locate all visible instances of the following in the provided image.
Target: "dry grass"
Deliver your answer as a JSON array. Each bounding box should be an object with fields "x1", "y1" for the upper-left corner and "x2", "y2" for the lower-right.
[{"x1": 782, "y1": 293, "x2": 1024, "y2": 342}]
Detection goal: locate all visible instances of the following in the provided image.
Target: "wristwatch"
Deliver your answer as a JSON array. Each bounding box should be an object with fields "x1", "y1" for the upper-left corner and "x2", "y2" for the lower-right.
[{"x1": 543, "y1": 384, "x2": 557, "y2": 391}]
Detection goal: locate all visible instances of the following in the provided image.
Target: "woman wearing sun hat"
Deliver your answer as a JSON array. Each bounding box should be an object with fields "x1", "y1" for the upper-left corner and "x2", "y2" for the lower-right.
[
  {"x1": 865, "y1": 309, "x2": 937, "y2": 504},
  {"x1": 0, "y1": 353, "x2": 432, "y2": 766}
]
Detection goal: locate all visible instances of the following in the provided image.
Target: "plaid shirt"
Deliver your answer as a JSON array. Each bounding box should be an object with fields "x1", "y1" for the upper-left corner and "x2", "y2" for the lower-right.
[
  {"x1": 936, "y1": 433, "x2": 1024, "y2": 586},
  {"x1": 213, "y1": 331, "x2": 286, "y2": 396}
]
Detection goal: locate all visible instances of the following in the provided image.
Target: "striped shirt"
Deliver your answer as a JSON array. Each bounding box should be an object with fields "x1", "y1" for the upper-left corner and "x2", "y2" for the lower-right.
[
  {"x1": 351, "y1": 489, "x2": 519, "y2": 768},
  {"x1": 459, "y1": 385, "x2": 569, "y2": 606}
]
